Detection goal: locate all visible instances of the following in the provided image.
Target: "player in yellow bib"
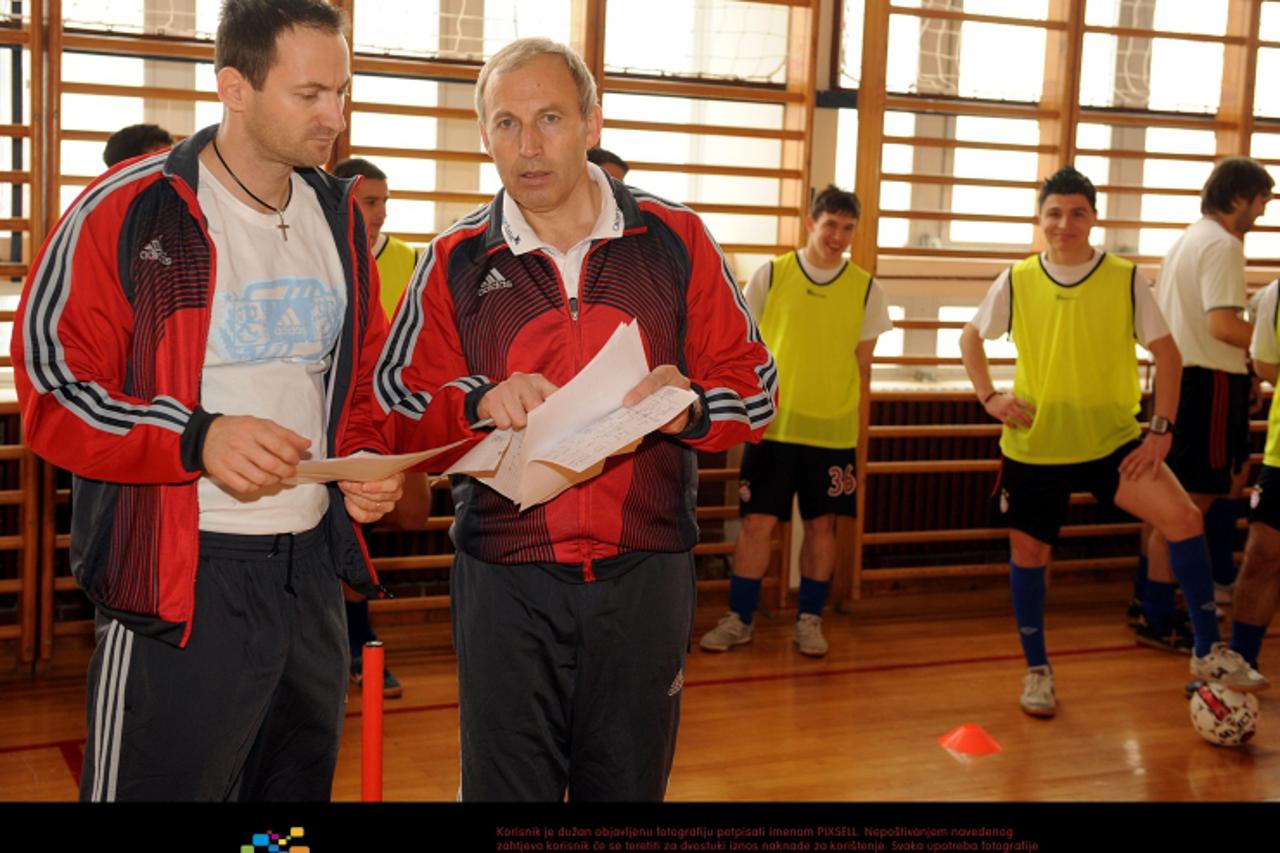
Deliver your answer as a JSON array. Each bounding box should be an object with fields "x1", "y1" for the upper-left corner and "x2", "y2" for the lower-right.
[
  {"x1": 333, "y1": 157, "x2": 426, "y2": 699},
  {"x1": 960, "y1": 167, "x2": 1267, "y2": 717},
  {"x1": 333, "y1": 157, "x2": 420, "y2": 317},
  {"x1": 700, "y1": 185, "x2": 892, "y2": 657},
  {"x1": 1226, "y1": 277, "x2": 1280, "y2": 676}
]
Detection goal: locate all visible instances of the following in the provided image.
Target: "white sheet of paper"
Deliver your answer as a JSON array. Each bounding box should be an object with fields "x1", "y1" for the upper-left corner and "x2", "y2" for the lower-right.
[
  {"x1": 444, "y1": 428, "x2": 513, "y2": 476},
  {"x1": 537, "y1": 384, "x2": 696, "y2": 474},
  {"x1": 472, "y1": 428, "x2": 525, "y2": 502},
  {"x1": 522, "y1": 320, "x2": 651, "y2": 462},
  {"x1": 292, "y1": 440, "x2": 468, "y2": 484},
  {"x1": 444, "y1": 321, "x2": 697, "y2": 510}
]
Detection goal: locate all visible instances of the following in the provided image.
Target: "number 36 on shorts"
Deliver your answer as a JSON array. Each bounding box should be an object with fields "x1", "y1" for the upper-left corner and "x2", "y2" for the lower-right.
[{"x1": 827, "y1": 464, "x2": 856, "y2": 497}]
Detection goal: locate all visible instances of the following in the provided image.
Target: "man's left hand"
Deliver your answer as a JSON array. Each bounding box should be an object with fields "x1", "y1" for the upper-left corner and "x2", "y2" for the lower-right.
[
  {"x1": 623, "y1": 365, "x2": 696, "y2": 435},
  {"x1": 340, "y1": 473, "x2": 406, "y2": 524},
  {"x1": 1118, "y1": 432, "x2": 1172, "y2": 481}
]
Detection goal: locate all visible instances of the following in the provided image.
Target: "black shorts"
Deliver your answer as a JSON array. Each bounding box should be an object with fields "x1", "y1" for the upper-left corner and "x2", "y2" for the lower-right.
[
  {"x1": 738, "y1": 439, "x2": 858, "y2": 520},
  {"x1": 1168, "y1": 366, "x2": 1251, "y2": 495},
  {"x1": 1250, "y1": 464, "x2": 1280, "y2": 531},
  {"x1": 991, "y1": 440, "x2": 1140, "y2": 546}
]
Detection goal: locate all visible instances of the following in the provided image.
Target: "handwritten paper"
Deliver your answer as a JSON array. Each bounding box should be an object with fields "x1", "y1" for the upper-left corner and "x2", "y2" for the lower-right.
[{"x1": 445, "y1": 321, "x2": 697, "y2": 510}]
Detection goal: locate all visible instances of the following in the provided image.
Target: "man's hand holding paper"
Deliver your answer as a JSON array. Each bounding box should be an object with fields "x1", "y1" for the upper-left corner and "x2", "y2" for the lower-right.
[{"x1": 448, "y1": 321, "x2": 698, "y2": 509}]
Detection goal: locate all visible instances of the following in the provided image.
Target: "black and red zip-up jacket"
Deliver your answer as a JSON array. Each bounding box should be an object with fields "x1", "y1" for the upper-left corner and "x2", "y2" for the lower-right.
[
  {"x1": 11, "y1": 124, "x2": 390, "y2": 647},
  {"x1": 375, "y1": 179, "x2": 778, "y2": 578}
]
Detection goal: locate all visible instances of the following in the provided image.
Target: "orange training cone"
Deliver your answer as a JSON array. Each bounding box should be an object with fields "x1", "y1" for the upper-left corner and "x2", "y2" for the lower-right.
[{"x1": 937, "y1": 724, "x2": 1003, "y2": 756}]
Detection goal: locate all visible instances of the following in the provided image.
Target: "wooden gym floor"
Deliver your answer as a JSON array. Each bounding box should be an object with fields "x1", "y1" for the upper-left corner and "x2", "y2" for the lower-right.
[{"x1": 1, "y1": 580, "x2": 1277, "y2": 802}]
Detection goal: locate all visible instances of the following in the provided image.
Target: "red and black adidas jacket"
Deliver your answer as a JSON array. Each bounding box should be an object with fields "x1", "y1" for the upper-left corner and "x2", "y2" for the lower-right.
[
  {"x1": 11, "y1": 124, "x2": 390, "y2": 647},
  {"x1": 375, "y1": 179, "x2": 777, "y2": 576}
]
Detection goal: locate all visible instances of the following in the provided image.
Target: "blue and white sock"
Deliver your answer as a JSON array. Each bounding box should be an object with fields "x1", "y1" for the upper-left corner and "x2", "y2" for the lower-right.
[
  {"x1": 1166, "y1": 534, "x2": 1220, "y2": 657},
  {"x1": 1010, "y1": 562, "x2": 1048, "y2": 668}
]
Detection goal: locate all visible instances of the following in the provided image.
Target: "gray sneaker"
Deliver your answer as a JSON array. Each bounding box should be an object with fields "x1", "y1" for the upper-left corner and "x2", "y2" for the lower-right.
[
  {"x1": 1190, "y1": 642, "x2": 1270, "y2": 693},
  {"x1": 699, "y1": 612, "x2": 753, "y2": 652},
  {"x1": 793, "y1": 613, "x2": 829, "y2": 657},
  {"x1": 1020, "y1": 665, "x2": 1056, "y2": 717}
]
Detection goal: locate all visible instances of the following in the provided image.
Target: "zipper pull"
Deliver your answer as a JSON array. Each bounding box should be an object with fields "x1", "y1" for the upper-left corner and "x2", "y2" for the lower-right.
[{"x1": 569, "y1": 296, "x2": 579, "y2": 320}]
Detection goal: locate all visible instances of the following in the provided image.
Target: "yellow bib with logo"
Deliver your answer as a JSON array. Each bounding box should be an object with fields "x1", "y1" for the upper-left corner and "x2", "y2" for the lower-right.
[
  {"x1": 1001, "y1": 253, "x2": 1142, "y2": 464},
  {"x1": 376, "y1": 235, "x2": 418, "y2": 321},
  {"x1": 758, "y1": 251, "x2": 871, "y2": 449},
  {"x1": 1263, "y1": 283, "x2": 1280, "y2": 468}
]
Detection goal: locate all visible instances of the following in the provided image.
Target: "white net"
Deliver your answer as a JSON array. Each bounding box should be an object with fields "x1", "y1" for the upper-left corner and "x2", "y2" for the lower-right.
[
  {"x1": 58, "y1": 0, "x2": 573, "y2": 58},
  {"x1": 603, "y1": 0, "x2": 790, "y2": 84},
  {"x1": 885, "y1": 10, "x2": 1046, "y2": 102},
  {"x1": 838, "y1": 0, "x2": 863, "y2": 88},
  {"x1": 61, "y1": 0, "x2": 219, "y2": 39},
  {"x1": 56, "y1": 0, "x2": 791, "y2": 84},
  {"x1": 352, "y1": 0, "x2": 572, "y2": 63}
]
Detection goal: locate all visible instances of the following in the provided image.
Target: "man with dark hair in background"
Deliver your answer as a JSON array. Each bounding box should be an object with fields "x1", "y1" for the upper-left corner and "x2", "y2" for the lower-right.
[
  {"x1": 12, "y1": 0, "x2": 403, "y2": 800},
  {"x1": 103, "y1": 123, "x2": 174, "y2": 167},
  {"x1": 332, "y1": 155, "x2": 426, "y2": 699},
  {"x1": 700, "y1": 184, "x2": 890, "y2": 658},
  {"x1": 1142, "y1": 157, "x2": 1275, "y2": 653},
  {"x1": 333, "y1": 157, "x2": 419, "y2": 318},
  {"x1": 587, "y1": 147, "x2": 629, "y2": 181}
]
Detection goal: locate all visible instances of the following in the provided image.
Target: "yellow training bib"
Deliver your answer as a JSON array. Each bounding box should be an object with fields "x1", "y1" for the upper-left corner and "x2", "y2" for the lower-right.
[
  {"x1": 758, "y1": 251, "x2": 871, "y2": 449},
  {"x1": 1001, "y1": 252, "x2": 1142, "y2": 464}
]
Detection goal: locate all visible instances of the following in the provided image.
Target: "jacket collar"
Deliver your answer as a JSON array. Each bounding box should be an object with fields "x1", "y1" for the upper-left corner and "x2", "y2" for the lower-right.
[
  {"x1": 483, "y1": 167, "x2": 647, "y2": 252},
  {"x1": 163, "y1": 123, "x2": 351, "y2": 213}
]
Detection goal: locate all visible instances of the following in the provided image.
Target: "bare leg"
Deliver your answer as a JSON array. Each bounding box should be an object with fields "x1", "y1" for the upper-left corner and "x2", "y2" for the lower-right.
[
  {"x1": 1235, "y1": 523, "x2": 1280, "y2": 628},
  {"x1": 732, "y1": 514, "x2": 778, "y2": 581},
  {"x1": 1117, "y1": 467, "x2": 1218, "y2": 652},
  {"x1": 798, "y1": 514, "x2": 837, "y2": 582},
  {"x1": 1146, "y1": 492, "x2": 1215, "y2": 583}
]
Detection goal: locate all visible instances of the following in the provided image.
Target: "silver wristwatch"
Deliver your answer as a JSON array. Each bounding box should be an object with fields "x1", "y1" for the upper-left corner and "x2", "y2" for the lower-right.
[{"x1": 1149, "y1": 415, "x2": 1174, "y2": 436}]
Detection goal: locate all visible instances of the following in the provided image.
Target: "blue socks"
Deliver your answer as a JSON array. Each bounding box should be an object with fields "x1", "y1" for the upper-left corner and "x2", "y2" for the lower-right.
[
  {"x1": 1166, "y1": 534, "x2": 1220, "y2": 657},
  {"x1": 1230, "y1": 621, "x2": 1267, "y2": 669},
  {"x1": 1142, "y1": 580, "x2": 1176, "y2": 632},
  {"x1": 1010, "y1": 563, "x2": 1048, "y2": 668},
  {"x1": 729, "y1": 575, "x2": 763, "y2": 624},
  {"x1": 798, "y1": 577, "x2": 830, "y2": 617},
  {"x1": 1205, "y1": 499, "x2": 1240, "y2": 588}
]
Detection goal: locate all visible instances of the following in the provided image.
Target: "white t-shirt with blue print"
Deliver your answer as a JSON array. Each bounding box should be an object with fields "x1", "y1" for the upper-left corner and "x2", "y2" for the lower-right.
[{"x1": 196, "y1": 163, "x2": 347, "y2": 534}]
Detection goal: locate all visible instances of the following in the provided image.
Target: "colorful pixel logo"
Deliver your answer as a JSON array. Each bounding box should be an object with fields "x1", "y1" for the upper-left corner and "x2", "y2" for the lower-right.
[{"x1": 241, "y1": 827, "x2": 309, "y2": 853}]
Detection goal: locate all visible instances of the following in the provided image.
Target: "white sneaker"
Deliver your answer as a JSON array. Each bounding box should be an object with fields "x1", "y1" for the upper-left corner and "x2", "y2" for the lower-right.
[
  {"x1": 1020, "y1": 665, "x2": 1056, "y2": 717},
  {"x1": 793, "y1": 613, "x2": 829, "y2": 657},
  {"x1": 699, "y1": 612, "x2": 754, "y2": 652},
  {"x1": 1190, "y1": 642, "x2": 1270, "y2": 693}
]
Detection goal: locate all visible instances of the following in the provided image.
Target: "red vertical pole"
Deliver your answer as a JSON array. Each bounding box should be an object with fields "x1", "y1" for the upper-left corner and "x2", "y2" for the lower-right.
[{"x1": 361, "y1": 640, "x2": 384, "y2": 801}]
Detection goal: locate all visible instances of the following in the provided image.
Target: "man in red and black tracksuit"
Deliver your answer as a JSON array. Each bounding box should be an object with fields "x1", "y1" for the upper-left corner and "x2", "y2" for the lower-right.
[
  {"x1": 11, "y1": 0, "x2": 402, "y2": 801},
  {"x1": 375, "y1": 39, "x2": 777, "y2": 801}
]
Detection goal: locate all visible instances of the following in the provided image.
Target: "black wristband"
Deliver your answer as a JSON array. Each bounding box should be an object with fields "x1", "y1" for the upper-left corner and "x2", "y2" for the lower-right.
[{"x1": 982, "y1": 390, "x2": 1000, "y2": 404}]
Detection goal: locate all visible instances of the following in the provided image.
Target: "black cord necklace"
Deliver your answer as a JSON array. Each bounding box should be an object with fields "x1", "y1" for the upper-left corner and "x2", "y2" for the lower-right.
[{"x1": 211, "y1": 137, "x2": 292, "y2": 241}]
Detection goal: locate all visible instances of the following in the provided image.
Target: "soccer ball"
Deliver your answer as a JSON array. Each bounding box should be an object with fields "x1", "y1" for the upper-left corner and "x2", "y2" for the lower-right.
[{"x1": 1189, "y1": 682, "x2": 1259, "y2": 746}]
